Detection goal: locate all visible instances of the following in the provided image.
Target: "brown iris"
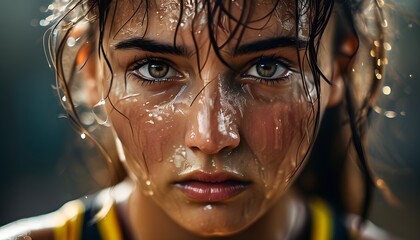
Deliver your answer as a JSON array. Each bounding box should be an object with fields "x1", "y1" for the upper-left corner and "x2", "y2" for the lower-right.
[
  {"x1": 148, "y1": 62, "x2": 169, "y2": 78},
  {"x1": 256, "y1": 61, "x2": 278, "y2": 78}
]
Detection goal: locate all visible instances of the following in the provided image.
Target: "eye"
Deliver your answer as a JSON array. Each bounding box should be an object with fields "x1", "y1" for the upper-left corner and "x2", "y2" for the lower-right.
[
  {"x1": 130, "y1": 59, "x2": 182, "y2": 83},
  {"x1": 244, "y1": 59, "x2": 291, "y2": 80}
]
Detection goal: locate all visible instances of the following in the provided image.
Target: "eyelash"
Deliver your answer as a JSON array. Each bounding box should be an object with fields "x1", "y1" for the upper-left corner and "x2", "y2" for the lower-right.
[
  {"x1": 127, "y1": 57, "x2": 182, "y2": 85},
  {"x1": 241, "y1": 57, "x2": 294, "y2": 85},
  {"x1": 126, "y1": 56, "x2": 295, "y2": 86}
]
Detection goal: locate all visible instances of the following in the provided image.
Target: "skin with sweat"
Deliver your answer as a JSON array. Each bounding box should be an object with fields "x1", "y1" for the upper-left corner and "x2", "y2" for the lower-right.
[{"x1": 84, "y1": 0, "x2": 342, "y2": 239}]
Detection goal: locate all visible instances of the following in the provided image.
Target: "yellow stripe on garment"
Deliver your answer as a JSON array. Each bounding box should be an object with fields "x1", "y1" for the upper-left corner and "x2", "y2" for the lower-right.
[
  {"x1": 309, "y1": 198, "x2": 333, "y2": 240},
  {"x1": 53, "y1": 200, "x2": 85, "y2": 240},
  {"x1": 96, "y1": 202, "x2": 123, "y2": 240}
]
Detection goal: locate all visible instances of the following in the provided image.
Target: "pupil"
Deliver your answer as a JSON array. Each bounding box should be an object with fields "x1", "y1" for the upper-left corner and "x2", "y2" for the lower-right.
[
  {"x1": 149, "y1": 63, "x2": 169, "y2": 78},
  {"x1": 257, "y1": 62, "x2": 277, "y2": 77}
]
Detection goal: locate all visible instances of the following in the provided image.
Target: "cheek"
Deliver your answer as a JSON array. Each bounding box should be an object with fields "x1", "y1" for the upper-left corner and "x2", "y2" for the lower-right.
[
  {"x1": 108, "y1": 99, "x2": 183, "y2": 177},
  {"x1": 242, "y1": 101, "x2": 310, "y2": 166}
]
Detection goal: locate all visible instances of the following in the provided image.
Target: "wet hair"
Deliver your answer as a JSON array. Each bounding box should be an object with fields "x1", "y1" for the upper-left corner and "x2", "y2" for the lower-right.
[{"x1": 46, "y1": 0, "x2": 388, "y2": 225}]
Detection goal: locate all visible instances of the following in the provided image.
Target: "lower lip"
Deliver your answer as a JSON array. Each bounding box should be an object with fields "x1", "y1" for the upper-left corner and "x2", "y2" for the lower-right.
[{"x1": 176, "y1": 181, "x2": 249, "y2": 202}]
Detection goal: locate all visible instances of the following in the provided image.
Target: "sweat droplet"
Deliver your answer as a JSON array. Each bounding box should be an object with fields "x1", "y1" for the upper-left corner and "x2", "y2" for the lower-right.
[
  {"x1": 146, "y1": 180, "x2": 151, "y2": 186},
  {"x1": 203, "y1": 204, "x2": 213, "y2": 211},
  {"x1": 80, "y1": 133, "x2": 86, "y2": 139}
]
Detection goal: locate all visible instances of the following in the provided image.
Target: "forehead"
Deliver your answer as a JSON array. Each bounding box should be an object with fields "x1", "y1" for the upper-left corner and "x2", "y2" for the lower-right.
[{"x1": 107, "y1": 0, "x2": 309, "y2": 41}]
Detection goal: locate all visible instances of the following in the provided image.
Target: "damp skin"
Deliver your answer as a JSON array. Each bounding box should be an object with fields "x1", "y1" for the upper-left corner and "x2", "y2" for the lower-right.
[{"x1": 95, "y1": 0, "x2": 335, "y2": 238}]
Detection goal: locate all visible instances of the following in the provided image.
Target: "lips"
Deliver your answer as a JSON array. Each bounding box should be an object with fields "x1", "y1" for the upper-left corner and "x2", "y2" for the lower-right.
[{"x1": 175, "y1": 172, "x2": 250, "y2": 202}]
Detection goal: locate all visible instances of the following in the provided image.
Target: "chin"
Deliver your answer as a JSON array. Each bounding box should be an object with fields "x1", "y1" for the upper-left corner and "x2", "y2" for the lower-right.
[{"x1": 173, "y1": 203, "x2": 259, "y2": 238}]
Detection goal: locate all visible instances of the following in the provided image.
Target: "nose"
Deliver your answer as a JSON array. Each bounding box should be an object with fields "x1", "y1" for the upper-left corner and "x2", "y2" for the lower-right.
[{"x1": 185, "y1": 81, "x2": 240, "y2": 155}]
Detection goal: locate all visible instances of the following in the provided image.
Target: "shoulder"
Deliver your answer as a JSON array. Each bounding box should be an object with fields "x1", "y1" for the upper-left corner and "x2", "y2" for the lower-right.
[{"x1": 0, "y1": 181, "x2": 132, "y2": 240}]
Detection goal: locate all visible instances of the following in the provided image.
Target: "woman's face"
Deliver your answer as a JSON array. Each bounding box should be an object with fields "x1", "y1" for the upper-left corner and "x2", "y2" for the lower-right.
[{"x1": 98, "y1": 0, "x2": 335, "y2": 236}]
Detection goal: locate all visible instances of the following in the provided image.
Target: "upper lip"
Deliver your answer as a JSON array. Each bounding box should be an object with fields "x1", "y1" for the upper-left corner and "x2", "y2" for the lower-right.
[{"x1": 175, "y1": 171, "x2": 251, "y2": 184}]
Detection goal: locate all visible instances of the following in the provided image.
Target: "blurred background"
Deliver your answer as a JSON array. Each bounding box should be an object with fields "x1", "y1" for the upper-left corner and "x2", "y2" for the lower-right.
[{"x1": 0, "y1": 0, "x2": 419, "y2": 239}]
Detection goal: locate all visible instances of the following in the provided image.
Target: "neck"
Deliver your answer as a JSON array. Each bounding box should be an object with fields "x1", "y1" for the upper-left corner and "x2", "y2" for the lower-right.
[{"x1": 124, "y1": 182, "x2": 307, "y2": 240}]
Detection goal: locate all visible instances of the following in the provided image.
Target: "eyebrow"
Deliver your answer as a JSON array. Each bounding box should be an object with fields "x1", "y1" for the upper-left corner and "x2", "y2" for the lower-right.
[
  {"x1": 234, "y1": 37, "x2": 308, "y2": 56},
  {"x1": 115, "y1": 37, "x2": 190, "y2": 56},
  {"x1": 114, "y1": 36, "x2": 307, "y2": 57}
]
